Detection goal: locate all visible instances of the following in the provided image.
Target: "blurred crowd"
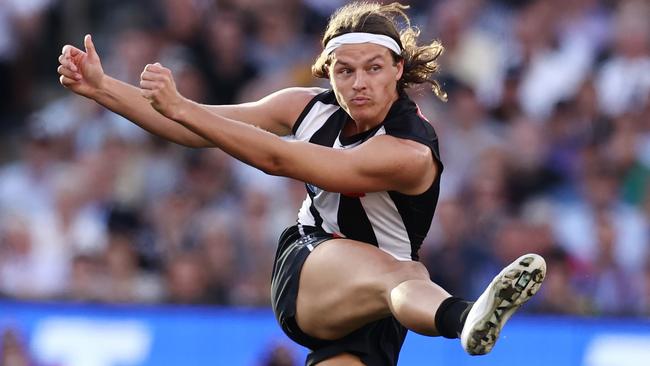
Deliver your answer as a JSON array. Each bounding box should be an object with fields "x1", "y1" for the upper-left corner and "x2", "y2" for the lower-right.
[{"x1": 0, "y1": 0, "x2": 649, "y2": 317}]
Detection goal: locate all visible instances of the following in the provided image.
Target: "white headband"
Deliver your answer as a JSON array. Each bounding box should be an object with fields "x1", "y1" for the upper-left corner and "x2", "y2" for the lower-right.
[{"x1": 323, "y1": 32, "x2": 402, "y2": 56}]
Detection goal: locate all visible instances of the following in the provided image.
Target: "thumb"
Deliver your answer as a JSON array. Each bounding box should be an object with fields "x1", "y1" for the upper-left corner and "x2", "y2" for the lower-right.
[{"x1": 84, "y1": 34, "x2": 98, "y2": 59}]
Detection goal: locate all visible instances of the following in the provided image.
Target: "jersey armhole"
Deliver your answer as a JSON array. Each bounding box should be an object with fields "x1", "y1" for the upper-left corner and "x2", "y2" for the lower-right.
[{"x1": 291, "y1": 91, "x2": 331, "y2": 135}]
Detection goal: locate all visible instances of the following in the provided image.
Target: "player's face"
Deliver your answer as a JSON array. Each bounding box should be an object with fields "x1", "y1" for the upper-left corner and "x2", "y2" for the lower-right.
[{"x1": 328, "y1": 43, "x2": 403, "y2": 126}]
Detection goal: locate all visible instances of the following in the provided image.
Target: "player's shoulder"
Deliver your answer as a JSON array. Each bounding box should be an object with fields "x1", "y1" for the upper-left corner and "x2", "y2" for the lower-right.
[
  {"x1": 263, "y1": 87, "x2": 328, "y2": 114},
  {"x1": 259, "y1": 87, "x2": 329, "y2": 134},
  {"x1": 271, "y1": 87, "x2": 327, "y2": 103}
]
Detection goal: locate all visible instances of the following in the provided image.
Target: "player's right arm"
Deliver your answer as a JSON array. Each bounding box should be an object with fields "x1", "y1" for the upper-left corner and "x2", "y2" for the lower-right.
[{"x1": 57, "y1": 34, "x2": 315, "y2": 147}]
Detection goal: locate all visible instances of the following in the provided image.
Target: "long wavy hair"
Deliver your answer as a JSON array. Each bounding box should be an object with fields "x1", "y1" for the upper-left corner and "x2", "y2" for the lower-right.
[{"x1": 312, "y1": 1, "x2": 447, "y2": 101}]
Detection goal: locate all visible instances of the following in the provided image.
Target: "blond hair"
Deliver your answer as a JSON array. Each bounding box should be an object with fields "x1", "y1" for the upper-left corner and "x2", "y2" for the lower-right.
[{"x1": 312, "y1": 2, "x2": 447, "y2": 101}]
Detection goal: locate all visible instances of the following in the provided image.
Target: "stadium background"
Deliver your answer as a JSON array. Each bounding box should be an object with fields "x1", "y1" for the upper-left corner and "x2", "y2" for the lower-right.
[{"x1": 0, "y1": 0, "x2": 649, "y2": 364}]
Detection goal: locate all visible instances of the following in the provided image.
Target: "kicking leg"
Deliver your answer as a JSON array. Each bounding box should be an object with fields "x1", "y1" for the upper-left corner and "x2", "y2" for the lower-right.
[
  {"x1": 295, "y1": 238, "x2": 454, "y2": 340},
  {"x1": 295, "y1": 238, "x2": 545, "y2": 357}
]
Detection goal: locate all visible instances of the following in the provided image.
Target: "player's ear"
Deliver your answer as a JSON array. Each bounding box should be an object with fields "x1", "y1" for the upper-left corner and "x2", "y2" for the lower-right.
[{"x1": 395, "y1": 59, "x2": 404, "y2": 81}]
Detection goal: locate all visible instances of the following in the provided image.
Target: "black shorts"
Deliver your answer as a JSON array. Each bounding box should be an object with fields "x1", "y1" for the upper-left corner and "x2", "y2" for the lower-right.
[{"x1": 271, "y1": 225, "x2": 408, "y2": 366}]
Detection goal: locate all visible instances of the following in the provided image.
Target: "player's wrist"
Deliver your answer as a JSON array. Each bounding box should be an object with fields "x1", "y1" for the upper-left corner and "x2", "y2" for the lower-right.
[
  {"x1": 87, "y1": 74, "x2": 109, "y2": 100},
  {"x1": 171, "y1": 96, "x2": 193, "y2": 123}
]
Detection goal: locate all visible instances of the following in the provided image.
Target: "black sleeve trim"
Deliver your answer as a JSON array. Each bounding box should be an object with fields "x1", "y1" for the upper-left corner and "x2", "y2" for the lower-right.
[{"x1": 389, "y1": 133, "x2": 443, "y2": 171}]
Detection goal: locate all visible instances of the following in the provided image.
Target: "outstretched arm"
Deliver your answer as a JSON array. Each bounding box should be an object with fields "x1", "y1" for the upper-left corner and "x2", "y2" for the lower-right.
[
  {"x1": 57, "y1": 35, "x2": 313, "y2": 147},
  {"x1": 140, "y1": 64, "x2": 438, "y2": 195},
  {"x1": 58, "y1": 35, "x2": 213, "y2": 147}
]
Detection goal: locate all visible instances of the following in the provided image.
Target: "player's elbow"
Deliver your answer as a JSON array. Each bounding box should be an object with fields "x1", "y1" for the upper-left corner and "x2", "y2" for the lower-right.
[{"x1": 258, "y1": 151, "x2": 287, "y2": 176}]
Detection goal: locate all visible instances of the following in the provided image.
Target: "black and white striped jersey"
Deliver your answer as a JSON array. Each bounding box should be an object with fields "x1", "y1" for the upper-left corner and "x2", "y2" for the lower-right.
[{"x1": 290, "y1": 90, "x2": 443, "y2": 261}]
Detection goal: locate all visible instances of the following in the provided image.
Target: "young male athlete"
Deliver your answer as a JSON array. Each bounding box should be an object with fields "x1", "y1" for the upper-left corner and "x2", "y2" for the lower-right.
[{"x1": 57, "y1": 2, "x2": 545, "y2": 365}]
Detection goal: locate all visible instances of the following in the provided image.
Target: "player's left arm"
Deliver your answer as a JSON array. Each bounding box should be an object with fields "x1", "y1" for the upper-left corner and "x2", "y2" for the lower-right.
[{"x1": 140, "y1": 62, "x2": 437, "y2": 194}]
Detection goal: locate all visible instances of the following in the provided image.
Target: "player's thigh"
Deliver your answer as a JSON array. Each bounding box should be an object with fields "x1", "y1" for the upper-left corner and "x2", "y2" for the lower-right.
[
  {"x1": 315, "y1": 353, "x2": 365, "y2": 366},
  {"x1": 295, "y1": 238, "x2": 429, "y2": 340}
]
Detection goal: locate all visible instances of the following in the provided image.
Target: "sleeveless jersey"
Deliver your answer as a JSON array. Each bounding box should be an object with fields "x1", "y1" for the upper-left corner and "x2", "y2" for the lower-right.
[{"x1": 291, "y1": 90, "x2": 443, "y2": 261}]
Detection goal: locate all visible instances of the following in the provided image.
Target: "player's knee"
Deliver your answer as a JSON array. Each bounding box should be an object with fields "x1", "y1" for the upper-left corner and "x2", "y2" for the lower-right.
[
  {"x1": 342, "y1": 261, "x2": 429, "y2": 315},
  {"x1": 384, "y1": 261, "x2": 430, "y2": 292}
]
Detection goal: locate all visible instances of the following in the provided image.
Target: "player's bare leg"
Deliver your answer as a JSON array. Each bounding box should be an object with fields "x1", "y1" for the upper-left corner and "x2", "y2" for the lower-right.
[
  {"x1": 295, "y1": 239, "x2": 452, "y2": 340},
  {"x1": 315, "y1": 353, "x2": 365, "y2": 366},
  {"x1": 296, "y1": 240, "x2": 546, "y2": 356}
]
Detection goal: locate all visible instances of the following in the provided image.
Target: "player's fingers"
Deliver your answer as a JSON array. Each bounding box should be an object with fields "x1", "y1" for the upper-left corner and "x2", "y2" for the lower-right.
[
  {"x1": 154, "y1": 62, "x2": 173, "y2": 76},
  {"x1": 140, "y1": 70, "x2": 166, "y2": 81},
  {"x1": 58, "y1": 55, "x2": 78, "y2": 72},
  {"x1": 139, "y1": 80, "x2": 162, "y2": 91},
  {"x1": 59, "y1": 75, "x2": 78, "y2": 87},
  {"x1": 144, "y1": 63, "x2": 165, "y2": 73},
  {"x1": 62, "y1": 45, "x2": 83, "y2": 58},
  {"x1": 146, "y1": 63, "x2": 172, "y2": 77},
  {"x1": 57, "y1": 65, "x2": 82, "y2": 80},
  {"x1": 84, "y1": 34, "x2": 98, "y2": 59},
  {"x1": 153, "y1": 62, "x2": 166, "y2": 72},
  {"x1": 142, "y1": 65, "x2": 159, "y2": 77}
]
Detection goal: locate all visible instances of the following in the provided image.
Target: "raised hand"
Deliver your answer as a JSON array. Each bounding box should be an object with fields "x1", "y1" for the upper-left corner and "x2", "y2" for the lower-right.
[
  {"x1": 139, "y1": 63, "x2": 187, "y2": 121},
  {"x1": 57, "y1": 34, "x2": 105, "y2": 98}
]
